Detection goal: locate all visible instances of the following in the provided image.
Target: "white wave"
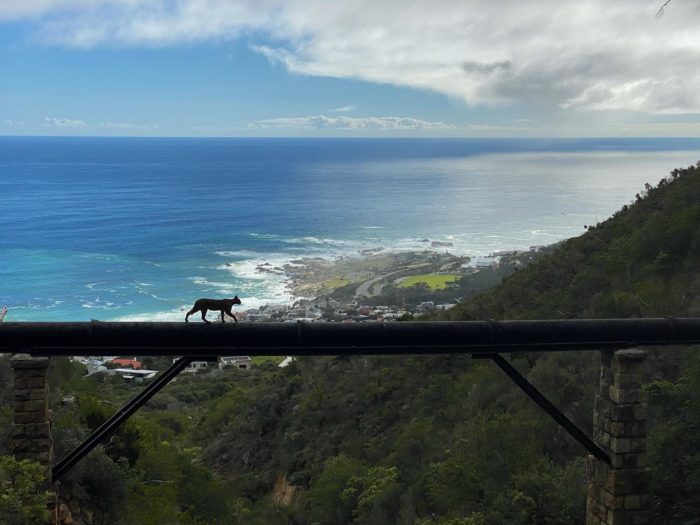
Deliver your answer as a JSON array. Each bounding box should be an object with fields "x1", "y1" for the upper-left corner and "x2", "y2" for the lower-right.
[
  {"x1": 219, "y1": 259, "x2": 287, "y2": 281},
  {"x1": 190, "y1": 278, "x2": 239, "y2": 289},
  {"x1": 109, "y1": 293, "x2": 291, "y2": 322},
  {"x1": 214, "y1": 255, "x2": 296, "y2": 305},
  {"x1": 136, "y1": 289, "x2": 168, "y2": 301},
  {"x1": 281, "y1": 236, "x2": 349, "y2": 246},
  {"x1": 215, "y1": 250, "x2": 268, "y2": 258},
  {"x1": 110, "y1": 307, "x2": 188, "y2": 322},
  {"x1": 238, "y1": 295, "x2": 292, "y2": 310},
  {"x1": 81, "y1": 299, "x2": 119, "y2": 310},
  {"x1": 249, "y1": 232, "x2": 280, "y2": 239}
]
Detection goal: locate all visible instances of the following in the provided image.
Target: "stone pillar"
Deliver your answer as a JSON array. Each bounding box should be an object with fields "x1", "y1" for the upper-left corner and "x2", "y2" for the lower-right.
[
  {"x1": 586, "y1": 349, "x2": 650, "y2": 525},
  {"x1": 10, "y1": 354, "x2": 57, "y2": 525}
]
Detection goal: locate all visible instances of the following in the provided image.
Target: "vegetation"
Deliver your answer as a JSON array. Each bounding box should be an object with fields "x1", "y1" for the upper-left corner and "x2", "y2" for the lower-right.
[
  {"x1": 0, "y1": 456, "x2": 50, "y2": 525},
  {"x1": 397, "y1": 274, "x2": 459, "y2": 290},
  {"x1": 2, "y1": 162, "x2": 700, "y2": 523}
]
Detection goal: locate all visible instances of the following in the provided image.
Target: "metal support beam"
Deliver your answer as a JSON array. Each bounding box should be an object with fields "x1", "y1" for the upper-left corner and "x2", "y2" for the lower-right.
[
  {"x1": 479, "y1": 353, "x2": 610, "y2": 464},
  {"x1": 52, "y1": 356, "x2": 195, "y2": 482}
]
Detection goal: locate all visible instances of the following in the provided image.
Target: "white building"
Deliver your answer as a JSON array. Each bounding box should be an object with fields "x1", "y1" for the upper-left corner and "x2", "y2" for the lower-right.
[
  {"x1": 184, "y1": 361, "x2": 210, "y2": 373},
  {"x1": 219, "y1": 356, "x2": 252, "y2": 370},
  {"x1": 112, "y1": 368, "x2": 158, "y2": 382}
]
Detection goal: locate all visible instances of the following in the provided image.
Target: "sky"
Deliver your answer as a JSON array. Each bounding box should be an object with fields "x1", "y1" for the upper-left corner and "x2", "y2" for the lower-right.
[{"x1": 1, "y1": 0, "x2": 700, "y2": 138}]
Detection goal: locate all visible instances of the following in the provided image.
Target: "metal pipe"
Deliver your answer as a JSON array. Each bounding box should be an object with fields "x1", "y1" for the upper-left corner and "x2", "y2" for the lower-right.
[{"x1": 1, "y1": 318, "x2": 700, "y2": 356}]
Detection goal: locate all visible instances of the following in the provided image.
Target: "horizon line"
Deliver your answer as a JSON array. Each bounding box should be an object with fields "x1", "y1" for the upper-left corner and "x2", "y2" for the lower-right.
[{"x1": 2, "y1": 134, "x2": 700, "y2": 141}]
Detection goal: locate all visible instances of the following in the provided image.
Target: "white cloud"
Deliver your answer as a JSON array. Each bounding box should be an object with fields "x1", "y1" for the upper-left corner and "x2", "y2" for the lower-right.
[
  {"x1": 560, "y1": 78, "x2": 698, "y2": 115},
  {"x1": 4, "y1": 1, "x2": 700, "y2": 114},
  {"x1": 330, "y1": 105, "x2": 355, "y2": 113},
  {"x1": 4, "y1": 119, "x2": 26, "y2": 126},
  {"x1": 248, "y1": 114, "x2": 454, "y2": 131},
  {"x1": 43, "y1": 116, "x2": 87, "y2": 127}
]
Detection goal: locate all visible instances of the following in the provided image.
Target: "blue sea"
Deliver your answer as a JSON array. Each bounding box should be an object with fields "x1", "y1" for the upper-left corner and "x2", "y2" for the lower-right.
[{"x1": 1, "y1": 137, "x2": 699, "y2": 321}]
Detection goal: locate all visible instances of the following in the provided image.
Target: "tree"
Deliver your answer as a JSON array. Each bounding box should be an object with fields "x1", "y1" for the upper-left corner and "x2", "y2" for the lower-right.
[{"x1": 0, "y1": 456, "x2": 50, "y2": 525}]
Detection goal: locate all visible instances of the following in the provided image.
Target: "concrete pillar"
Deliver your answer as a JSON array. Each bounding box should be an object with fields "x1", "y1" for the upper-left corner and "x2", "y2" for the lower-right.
[
  {"x1": 10, "y1": 354, "x2": 57, "y2": 524},
  {"x1": 586, "y1": 349, "x2": 651, "y2": 525}
]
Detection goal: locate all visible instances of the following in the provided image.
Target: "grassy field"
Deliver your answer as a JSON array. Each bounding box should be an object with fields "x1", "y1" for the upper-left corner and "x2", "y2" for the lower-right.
[
  {"x1": 250, "y1": 356, "x2": 286, "y2": 366},
  {"x1": 320, "y1": 277, "x2": 351, "y2": 290},
  {"x1": 397, "y1": 273, "x2": 459, "y2": 290}
]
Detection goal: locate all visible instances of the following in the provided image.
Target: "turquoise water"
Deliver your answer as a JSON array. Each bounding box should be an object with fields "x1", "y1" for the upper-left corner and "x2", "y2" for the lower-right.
[{"x1": 1, "y1": 137, "x2": 699, "y2": 321}]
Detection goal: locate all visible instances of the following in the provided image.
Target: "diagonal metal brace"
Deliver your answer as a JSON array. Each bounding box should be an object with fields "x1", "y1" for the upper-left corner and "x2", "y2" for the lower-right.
[
  {"x1": 53, "y1": 355, "x2": 197, "y2": 482},
  {"x1": 476, "y1": 353, "x2": 610, "y2": 464}
]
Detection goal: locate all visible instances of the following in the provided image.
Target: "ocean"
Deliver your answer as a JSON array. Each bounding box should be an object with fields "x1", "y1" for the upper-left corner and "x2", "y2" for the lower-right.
[{"x1": 1, "y1": 137, "x2": 699, "y2": 321}]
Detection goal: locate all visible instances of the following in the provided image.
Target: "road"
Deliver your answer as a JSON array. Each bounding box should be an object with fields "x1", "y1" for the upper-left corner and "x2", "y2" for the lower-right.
[
  {"x1": 355, "y1": 269, "x2": 406, "y2": 298},
  {"x1": 354, "y1": 263, "x2": 432, "y2": 298}
]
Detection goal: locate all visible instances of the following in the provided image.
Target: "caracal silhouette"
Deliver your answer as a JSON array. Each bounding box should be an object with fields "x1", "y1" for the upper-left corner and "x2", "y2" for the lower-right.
[{"x1": 185, "y1": 296, "x2": 241, "y2": 323}]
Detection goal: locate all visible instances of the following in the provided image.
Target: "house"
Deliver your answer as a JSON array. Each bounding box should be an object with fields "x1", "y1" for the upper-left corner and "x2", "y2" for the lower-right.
[
  {"x1": 170, "y1": 358, "x2": 210, "y2": 373},
  {"x1": 219, "y1": 356, "x2": 252, "y2": 370},
  {"x1": 185, "y1": 361, "x2": 209, "y2": 373},
  {"x1": 111, "y1": 368, "x2": 158, "y2": 382},
  {"x1": 86, "y1": 359, "x2": 107, "y2": 376},
  {"x1": 475, "y1": 257, "x2": 498, "y2": 269},
  {"x1": 418, "y1": 301, "x2": 435, "y2": 312},
  {"x1": 108, "y1": 357, "x2": 142, "y2": 369},
  {"x1": 460, "y1": 263, "x2": 478, "y2": 274},
  {"x1": 436, "y1": 303, "x2": 456, "y2": 311}
]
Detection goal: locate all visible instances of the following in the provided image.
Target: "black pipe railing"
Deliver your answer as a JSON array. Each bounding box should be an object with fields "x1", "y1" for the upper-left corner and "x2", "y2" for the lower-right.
[{"x1": 1, "y1": 318, "x2": 700, "y2": 356}]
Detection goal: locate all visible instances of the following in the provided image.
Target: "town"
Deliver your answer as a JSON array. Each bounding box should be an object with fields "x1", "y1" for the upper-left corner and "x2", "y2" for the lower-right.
[{"x1": 239, "y1": 246, "x2": 544, "y2": 324}]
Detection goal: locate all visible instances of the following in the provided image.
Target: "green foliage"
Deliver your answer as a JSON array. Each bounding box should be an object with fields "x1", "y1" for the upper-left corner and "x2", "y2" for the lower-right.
[
  {"x1": 48, "y1": 357, "x2": 86, "y2": 396},
  {"x1": 424, "y1": 412, "x2": 584, "y2": 524},
  {"x1": 348, "y1": 465, "x2": 402, "y2": 523},
  {"x1": 76, "y1": 396, "x2": 144, "y2": 465},
  {"x1": 645, "y1": 353, "x2": 700, "y2": 522},
  {"x1": 0, "y1": 456, "x2": 50, "y2": 525},
  {"x1": 308, "y1": 455, "x2": 366, "y2": 524},
  {"x1": 0, "y1": 356, "x2": 13, "y2": 455}
]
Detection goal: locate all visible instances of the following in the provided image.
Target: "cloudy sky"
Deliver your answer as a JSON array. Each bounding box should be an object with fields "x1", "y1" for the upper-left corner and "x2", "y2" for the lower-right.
[{"x1": 1, "y1": 0, "x2": 699, "y2": 137}]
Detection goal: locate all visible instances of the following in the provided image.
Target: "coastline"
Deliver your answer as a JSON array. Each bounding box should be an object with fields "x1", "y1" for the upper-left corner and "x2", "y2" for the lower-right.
[
  {"x1": 261, "y1": 248, "x2": 470, "y2": 302},
  {"x1": 232, "y1": 244, "x2": 543, "y2": 322}
]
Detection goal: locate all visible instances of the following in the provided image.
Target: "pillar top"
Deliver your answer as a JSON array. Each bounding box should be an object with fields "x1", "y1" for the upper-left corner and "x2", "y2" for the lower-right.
[
  {"x1": 10, "y1": 353, "x2": 50, "y2": 369},
  {"x1": 614, "y1": 349, "x2": 648, "y2": 362}
]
